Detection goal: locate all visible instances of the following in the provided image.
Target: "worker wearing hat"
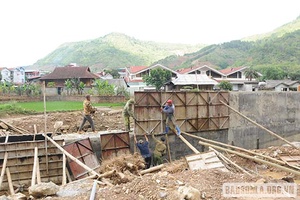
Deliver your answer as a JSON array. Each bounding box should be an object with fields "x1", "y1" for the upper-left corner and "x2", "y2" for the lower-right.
[
  {"x1": 152, "y1": 134, "x2": 166, "y2": 166},
  {"x1": 122, "y1": 99, "x2": 136, "y2": 131},
  {"x1": 160, "y1": 99, "x2": 181, "y2": 135}
]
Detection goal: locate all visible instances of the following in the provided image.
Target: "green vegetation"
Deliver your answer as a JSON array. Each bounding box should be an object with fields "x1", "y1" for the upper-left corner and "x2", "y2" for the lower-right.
[
  {"x1": 0, "y1": 102, "x2": 36, "y2": 116},
  {"x1": 143, "y1": 68, "x2": 172, "y2": 91},
  {"x1": 13, "y1": 101, "x2": 124, "y2": 113},
  {"x1": 218, "y1": 81, "x2": 233, "y2": 91},
  {"x1": 33, "y1": 33, "x2": 205, "y2": 72}
]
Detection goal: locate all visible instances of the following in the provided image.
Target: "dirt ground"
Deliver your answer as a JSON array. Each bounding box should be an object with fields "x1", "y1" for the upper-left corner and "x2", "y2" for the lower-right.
[{"x1": 1, "y1": 108, "x2": 300, "y2": 200}]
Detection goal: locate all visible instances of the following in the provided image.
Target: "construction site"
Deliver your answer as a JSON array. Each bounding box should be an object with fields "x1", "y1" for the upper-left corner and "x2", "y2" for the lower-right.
[{"x1": 1, "y1": 91, "x2": 300, "y2": 200}]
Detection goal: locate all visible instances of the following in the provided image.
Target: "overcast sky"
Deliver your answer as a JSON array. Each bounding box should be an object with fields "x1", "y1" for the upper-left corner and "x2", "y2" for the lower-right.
[{"x1": 0, "y1": 0, "x2": 299, "y2": 68}]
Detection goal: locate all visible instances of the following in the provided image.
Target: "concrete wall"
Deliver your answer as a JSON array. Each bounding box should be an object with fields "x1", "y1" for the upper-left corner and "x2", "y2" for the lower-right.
[{"x1": 228, "y1": 91, "x2": 300, "y2": 149}]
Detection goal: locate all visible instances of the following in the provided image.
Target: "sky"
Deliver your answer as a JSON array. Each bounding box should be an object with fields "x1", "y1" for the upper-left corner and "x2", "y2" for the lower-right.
[{"x1": 0, "y1": 0, "x2": 299, "y2": 68}]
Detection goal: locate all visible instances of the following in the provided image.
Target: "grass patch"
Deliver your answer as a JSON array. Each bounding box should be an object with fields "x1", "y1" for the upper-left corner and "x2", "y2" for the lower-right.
[
  {"x1": 0, "y1": 102, "x2": 36, "y2": 117},
  {"x1": 15, "y1": 101, "x2": 125, "y2": 112}
]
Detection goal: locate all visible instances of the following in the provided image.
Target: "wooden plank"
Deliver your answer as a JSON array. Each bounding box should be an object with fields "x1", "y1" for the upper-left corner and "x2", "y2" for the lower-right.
[
  {"x1": 185, "y1": 151, "x2": 227, "y2": 171},
  {"x1": 6, "y1": 168, "x2": 14, "y2": 195}
]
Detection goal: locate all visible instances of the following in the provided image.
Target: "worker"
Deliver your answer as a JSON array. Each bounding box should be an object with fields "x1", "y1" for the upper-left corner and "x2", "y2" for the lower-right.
[
  {"x1": 161, "y1": 99, "x2": 181, "y2": 135},
  {"x1": 123, "y1": 99, "x2": 135, "y2": 131},
  {"x1": 134, "y1": 134, "x2": 152, "y2": 169},
  {"x1": 78, "y1": 95, "x2": 96, "y2": 133},
  {"x1": 152, "y1": 134, "x2": 167, "y2": 166}
]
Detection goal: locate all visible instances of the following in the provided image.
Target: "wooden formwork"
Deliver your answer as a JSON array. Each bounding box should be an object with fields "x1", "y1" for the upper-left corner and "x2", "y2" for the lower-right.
[
  {"x1": 134, "y1": 91, "x2": 229, "y2": 135},
  {"x1": 0, "y1": 134, "x2": 64, "y2": 191}
]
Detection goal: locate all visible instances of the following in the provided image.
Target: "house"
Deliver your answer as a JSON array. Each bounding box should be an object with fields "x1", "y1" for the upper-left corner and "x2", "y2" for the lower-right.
[
  {"x1": 166, "y1": 74, "x2": 218, "y2": 91},
  {"x1": 178, "y1": 65, "x2": 262, "y2": 91},
  {"x1": 260, "y1": 80, "x2": 300, "y2": 91},
  {"x1": 218, "y1": 66, "x2": 261, "y2": 91},
  {"x1": 0, "y1": 68, "x2": 12, "y2": 83},
  {"x1": 25, "y1": 69, "x2": 40, "y2": 79},
  {"x1": 39, "y1": 66, "x2": 99, "y2": 95},
  {"x1": 13, "y1": 67, "x2": 26, "y2": 84},
  {"x1": 124, "y1": 64, "x2": 178, "y2": 95}
]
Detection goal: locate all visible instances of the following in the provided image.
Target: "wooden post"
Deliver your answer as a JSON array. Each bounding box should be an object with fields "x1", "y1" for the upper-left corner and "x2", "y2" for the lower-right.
[
  {"x1": 62, "y1": 142, "x2": 67, "y2": 185},
  {"x1": 36, "y1": 158, "x2": 41, "y2": 184},
  {"x1": 220, "y1": 100, "x2": 299, "y2": 149},
  {"x1": 31, "y1": 147, "x2": 38, "y2": 186},
  {"x1": 178, "y1": 135, "x2": 200, "y2": 154},
  {"x1": 6, "y1": 168, "x2": 14, "y2": 195},
  {"x1": 165, "y1": 134, "x2": 172, "y2": 163},
  {"x1": 140, "y1": 164, "x2": 164, "y2": 175},
  {"x1": 89, "y1": 180, "x2": 98, "y2": 200},
  {"x1": 199, "y1": 140, "x2": 300, "y2": 176},
  {"x1": 182, "y1": 131, "x2": 287, "y2": 166},
  {"x1": 42, "y1": 133, "x2": 101, "y2": 177},
  {"x1": 43, "y1": 81, "x2": 49, "y2": 175},
  {"x1": 209, "y1": 147, "x2": 252, "y2": 176},
  {"x1": 0, "y1": 152, "x2": 8, "y2": 190}
]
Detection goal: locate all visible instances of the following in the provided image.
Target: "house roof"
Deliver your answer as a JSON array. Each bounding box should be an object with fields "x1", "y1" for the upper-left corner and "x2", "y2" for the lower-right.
[
  {"x1": 264, "y1": 80, "x2": 299, "y2": 88},
  {"x1": 171, "y1": 74, "x2": 218, "y2": 85},
  {"x1": 39, "y1": 66, "x2": 99, "y2": 80},
  {"x1": 127, "y1": 66, "x2": 148, "y2": 74},
  {"x1": 219, "y1": 66, "x2": 247, "y2": 76},
  {"x1": 176, "y1": 63, "x2": 218, "y2": 74}
]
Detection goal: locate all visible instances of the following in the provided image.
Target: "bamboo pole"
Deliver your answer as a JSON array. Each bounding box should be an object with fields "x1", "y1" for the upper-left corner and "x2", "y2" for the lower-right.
[
  {"x1": 89, "y1": 180, "x2": 98, "y2": 200},
  {"x1": 0, "y1": 152, "x2": 8, "y2": 190},
  {"x1": 36, "y1": 158, "x2": 41, "y2": 184},
  {"x1": 62, "y1": 142, "x2": 67, "y2": 185},
  {"x1": 220, "y1": 100, "x2": 299, "y2": 149},
  {"x1": 42, "y1": 133, "x2": 101, "y2": 177},
  {"x1": 31, "y1": 147, "x2": 38, "y2": 186},
  {"x1": 140, "y1": 164, "x2": 165, "y2": 175},
  {"x1": 209, "y1": 147, "x2": 252, "y2": 176},
  {"x1": 0, "y1": 135, "x2": 9, "y2": 190},
  {"x1": 182, "y1": 131, "x2": 287, "y2": 166},
  {"x1": 178, "y1": 134, "x2": 200, "y2": 154},
  {"x1": 199, "y1": 140, "x2": 300, "y2": 176},
  {"x1": 165, "y1": 134, "x2": 172, "y2": 163},
  {"x1": 6, "y1": 168, "x2": 14, "y2": 195},
  {"x1": 43, "y1": 81, "x2": 49, "y2": 175},
  {"x1": 0, "y1": 119, "x2": 29, "y2": 134}
]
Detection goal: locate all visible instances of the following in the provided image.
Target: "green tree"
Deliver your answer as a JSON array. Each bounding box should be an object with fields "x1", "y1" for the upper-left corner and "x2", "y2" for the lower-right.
[
  {"x1": 104, "y1": 69, "x2": 120, "y2": 78},
  {"x1": 64, "y1": 79, "x2": 73, "y2": 95},
  {"x1": 218, "y1": 81, "x2": 233, "y2": 91},
  {"x1": 244, "y1": 67, "x2": 260, "y2": 81},
  {"x1": 93, "y1": 79, "x2": 115, "y2": 96},
  {"x1": 143, "y1": 68, "x2": 172, "y2": 91},
  {"x1": 115, "y1": 86, "x2": 130, "y2": 99},
  {"x1": 47, "y1": 82, "x2": 56, "y2": 87}
]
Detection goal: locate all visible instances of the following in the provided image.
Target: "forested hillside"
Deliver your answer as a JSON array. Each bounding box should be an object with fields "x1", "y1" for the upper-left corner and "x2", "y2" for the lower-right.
[
  {"x1": 157, "y1": 16, "x2": 300, "y2": 81},
  {"x1": 32, "y1": 33, "x2": 205, "y2": 72}
]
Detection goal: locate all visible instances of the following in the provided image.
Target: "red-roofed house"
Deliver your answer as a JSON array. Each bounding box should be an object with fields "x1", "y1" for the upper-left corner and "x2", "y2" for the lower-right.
[
  {"x1": 178, "y1": 65, "x2": 262, "y2": 91},
  {"x1": 124, "y1": 64, "x2": 178, "y2": 95},
  {"x1": 39, "y1": 66, "x2": 99, "y2": 95}
]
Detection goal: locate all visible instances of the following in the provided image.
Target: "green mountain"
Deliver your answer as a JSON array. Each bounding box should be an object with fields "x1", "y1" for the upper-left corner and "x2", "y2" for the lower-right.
[
  {"x1": 158, "y1": 16, "x2": 300, "y2": 71},
  {"x1": 32, "y1": 33, "x2": 205, "y2": 72}
]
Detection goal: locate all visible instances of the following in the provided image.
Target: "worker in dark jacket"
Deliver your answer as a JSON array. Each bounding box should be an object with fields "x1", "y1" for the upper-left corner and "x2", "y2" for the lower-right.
[
  {"x1": 134, "y1": 134, "x2": 152, "y2": 169},
  {"x1": 161, "y1": 99, "x2": 181, "y2": 135},
  {"x1": 122, "y1": 99, "x2": 135, "y2": 131}
]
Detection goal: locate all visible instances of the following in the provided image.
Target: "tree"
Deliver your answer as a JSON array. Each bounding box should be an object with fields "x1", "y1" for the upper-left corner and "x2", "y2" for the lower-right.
[
  {"x1": 218, "y1": 81, "x2": 233, "y2": 91},
  {"x1": 104, "y1": 69, "x2": 120, "y2": 78},
  {"x1": 244, "y1": 67, "x2": 259, "y2": 81},
  {"x1": 64, "y1": 79, "x2": 73, "y2": 95},
  {"x1": 93, "y1": 79, "x2": 115, "y2": 96},
  {"x1": 143, "y1": 68, "x2": 172, "y2": 91}
]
